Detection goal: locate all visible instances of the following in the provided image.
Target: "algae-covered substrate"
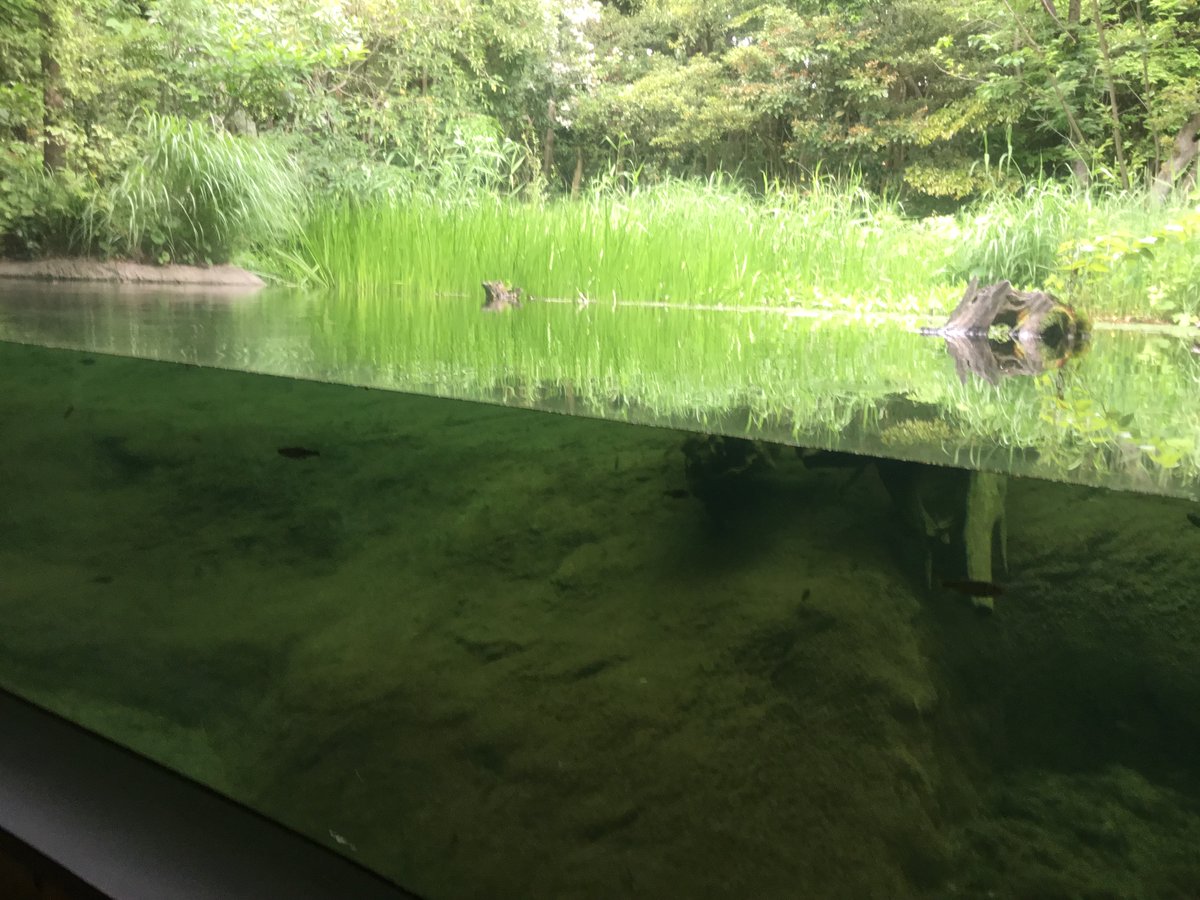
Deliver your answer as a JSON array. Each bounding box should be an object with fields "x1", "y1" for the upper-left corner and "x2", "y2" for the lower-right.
[{"x1": 2, "y1": 341, "x2": 1200, "y2": 898}]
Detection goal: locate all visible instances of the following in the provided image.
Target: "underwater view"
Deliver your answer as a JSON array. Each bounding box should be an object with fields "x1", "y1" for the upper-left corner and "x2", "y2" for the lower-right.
[
  {"x1": 7, "y1": 0, "x2": 1200, "y2": 894},
  {"x1": 2, "y1": 284, "x2": 1200, "y2": 898}
]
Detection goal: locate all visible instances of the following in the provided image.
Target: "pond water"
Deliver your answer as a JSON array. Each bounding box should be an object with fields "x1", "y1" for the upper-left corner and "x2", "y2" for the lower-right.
[{"x1": 2, "y1": 282, "x2": 1200, "y2": 898}]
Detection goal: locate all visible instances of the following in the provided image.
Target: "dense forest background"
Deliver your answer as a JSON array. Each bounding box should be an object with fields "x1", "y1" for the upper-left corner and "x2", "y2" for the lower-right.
[{"x1": 1, "y1": 0, "x2": 1198, "y2": 266}]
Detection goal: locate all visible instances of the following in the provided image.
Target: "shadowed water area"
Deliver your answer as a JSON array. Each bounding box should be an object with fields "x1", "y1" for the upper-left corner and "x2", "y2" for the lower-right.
[{"x1": 2, "y1": 282, "x2": 1200, "y2": 898}]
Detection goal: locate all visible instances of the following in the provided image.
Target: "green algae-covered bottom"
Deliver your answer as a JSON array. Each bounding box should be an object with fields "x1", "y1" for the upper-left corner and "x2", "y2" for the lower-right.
[{"x1": 2, "y1": 341, "x2": 1199, "y2": 899}]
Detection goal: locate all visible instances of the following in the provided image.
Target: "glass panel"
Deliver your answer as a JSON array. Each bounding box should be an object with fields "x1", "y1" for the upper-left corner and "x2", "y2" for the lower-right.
[{"x1": 2, "y1": 288, "x2": 1199, "y2": 896}]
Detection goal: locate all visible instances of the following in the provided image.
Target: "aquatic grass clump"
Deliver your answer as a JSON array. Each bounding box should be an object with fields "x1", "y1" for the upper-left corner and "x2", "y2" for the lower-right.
[
  {"x1": 290, "y1": 175, "x2": 949, "y2": 309},
  {"x1": 86, "y1": 114, "x2": 304, "y2": 264},
  {"x1": 276, "y1": 171, "x2": 1198, "y2": 320}
]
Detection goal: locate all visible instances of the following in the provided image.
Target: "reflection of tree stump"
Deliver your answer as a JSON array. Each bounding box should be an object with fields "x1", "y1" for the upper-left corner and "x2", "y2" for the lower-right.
[
  {"x1": 962, "y1": 471, "x2": 1008, "y2": 611},
  {"x1": 481, "y1": 281, "x2": 522, "y2": 312}
]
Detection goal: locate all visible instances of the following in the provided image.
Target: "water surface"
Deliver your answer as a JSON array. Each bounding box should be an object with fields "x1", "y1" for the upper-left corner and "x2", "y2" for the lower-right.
[{"x1": 2, "y1": 281, "x2": 1198, "y2": 499}]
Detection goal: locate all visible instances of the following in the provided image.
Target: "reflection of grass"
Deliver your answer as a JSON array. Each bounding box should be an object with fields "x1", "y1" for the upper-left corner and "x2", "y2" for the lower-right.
[
  {"x1": 271, "y1": 178, "x2": 1200, "y2": 320},
  {"x1": 8, "y1": 282, "x2": 1195, "y2": 498},
  {"x1": 294, "y1": 290, "x2": 1200, "y2": 496},
  {"x1": 308, "y1": 289, "x2": 929, "y2": 443},
  {"x1": 932, "y1": 336, "x2": 1200, "y2": 493}
]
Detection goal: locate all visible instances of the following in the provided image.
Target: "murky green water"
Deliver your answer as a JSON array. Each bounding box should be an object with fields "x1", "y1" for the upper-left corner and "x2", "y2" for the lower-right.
[{"x1": 2, "y1": 284, "x2": 1200, "y2": 898}]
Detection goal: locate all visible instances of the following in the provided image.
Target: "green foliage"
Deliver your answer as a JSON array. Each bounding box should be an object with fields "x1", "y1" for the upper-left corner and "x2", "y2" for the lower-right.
[
  {"x1": 144, "y1": 0, "x2": 365, "y2": 124},
  {"x1": 0, "y1": 145, "x2": 90, "y2": 257},
  {"x1": 85, "y1": 115, "x2": 303, "y2": 264},
  {"x1": 942, "y1": 180, "x2": 1084, "y2": 287},
  {"x1": 1054, "y1": 201, "x2": 1200, "y2": 320},
  {"x1": 578, "y1": 0, "x2": 984, "y2": 191},
  {"x1": 938, "y1": 176, "x2": 1200, "y2": 320},
  {"x1": 939, "y1": 0, "x2": 1200, "y2": 185},
  {"x1": 274, "y1": 175, "x2": 952, "y2": 310},
  {"x1": 3, "y1": 0, "x2": 1198, "y2": 343}
]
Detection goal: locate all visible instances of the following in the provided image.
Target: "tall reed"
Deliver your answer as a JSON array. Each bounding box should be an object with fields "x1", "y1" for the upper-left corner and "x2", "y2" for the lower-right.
[
  {"x1": 288, "y1": 176, "x2": 949, "y2": 311},
  {"x1": 86, "y1": 114, "x2": 304, "y2": 264}
]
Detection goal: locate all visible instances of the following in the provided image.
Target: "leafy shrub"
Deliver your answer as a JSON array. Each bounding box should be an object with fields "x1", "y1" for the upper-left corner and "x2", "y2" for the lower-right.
[
  {"x1": 85, "y1": 114, "x2": 304, "y2": 264},
  {"x1": 0, "y1": 145, "x2": 90, "y2": 257},
  {"x1": 271, "y1": 130, "x2": 420, "y2": 204},
  {"x1": 1053, "y1": 202, "x2": 1200, "y2": 320}
]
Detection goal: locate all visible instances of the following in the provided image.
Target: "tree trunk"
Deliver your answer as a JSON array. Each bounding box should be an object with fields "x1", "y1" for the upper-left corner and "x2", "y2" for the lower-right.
[
  {"x1": 39, "y1": 6, "x2": 66, "y2": 174},
  {"x1": 570, "y1": 146, "x2": 583, "y2": 198},
  {"x1": 1152, "y1": 111, "x2": 1200, "y2": 199},
  {"x1": 541, "y1": 100, "x2": 556, "y2": 184},
  {"x1": 1001, "y1": 0, "x2": 1090, "y2": 172},
  {"x1": 1070, "y1": 158, "x2": 1091, "y2": 187},
  {"x1": 1089, "y1": 0, "x2": 1129, "y2": 189},
  {"x1": 1039, "y1": 0, "x2": 1066, "y2": 31},
  {"x1": 1133, "y1": 1, "x2": 1161, "y2": 177}
]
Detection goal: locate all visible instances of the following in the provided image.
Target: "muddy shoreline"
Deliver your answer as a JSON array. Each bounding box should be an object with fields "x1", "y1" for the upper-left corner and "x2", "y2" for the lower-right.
[{"x1": 0, "y1": 257, "x2": 265, "y2": 288}]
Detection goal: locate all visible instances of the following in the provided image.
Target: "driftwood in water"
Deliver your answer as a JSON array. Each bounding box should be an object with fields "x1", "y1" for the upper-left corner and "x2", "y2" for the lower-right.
[
  {"x1": 930, "y1": 278, "x2": 1065, "y2": 337},
  {"x1": 922, "y1": 279, "x2": 1090, "y2": 384},
  {"x1": 481, "y1": 280, "x2": 522, "y2": 312}
]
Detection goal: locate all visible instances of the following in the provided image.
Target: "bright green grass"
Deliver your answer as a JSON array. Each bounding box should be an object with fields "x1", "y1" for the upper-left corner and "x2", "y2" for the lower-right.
[
  {"x1": 270, "y1": 176, "x2": 1200, "y2": 321},
  {"x1": 86, "y1": 114, "x2": 304, "y2": 265},
  {"x1": 284, "y1": 178, "x2": 951, "y2": 312},
  {"x1": 943, "y1": 182, "x2": 1200, "y2": 320}
]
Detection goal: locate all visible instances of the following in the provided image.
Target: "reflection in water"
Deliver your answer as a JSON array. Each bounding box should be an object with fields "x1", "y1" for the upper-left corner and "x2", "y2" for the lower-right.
[
  {"x1": 2, "y1": 342, "x2": 1199, "y2": 898},
  {"x1": 1, "y1": 282, "x2": 1198, "y2": 500}
]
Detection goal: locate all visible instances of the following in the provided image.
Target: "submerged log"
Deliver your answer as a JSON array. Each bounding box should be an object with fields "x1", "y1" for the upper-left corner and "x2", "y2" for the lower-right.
[
  {"x1": 876, "y1": 460, "x2": 1008, "y2": 612},
  {"x1": 481, "y1": 280, "x2": 522, "y2": 312}
]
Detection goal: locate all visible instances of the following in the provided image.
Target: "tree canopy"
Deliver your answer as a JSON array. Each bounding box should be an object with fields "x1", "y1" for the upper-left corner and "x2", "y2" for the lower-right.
[{"x1": 2, "y1": 0, "x2": 1198, "y2": 215}]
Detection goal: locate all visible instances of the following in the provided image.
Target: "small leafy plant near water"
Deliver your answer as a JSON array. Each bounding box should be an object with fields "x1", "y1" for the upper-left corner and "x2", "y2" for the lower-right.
[
  {"x1": 1053, "y1": 203, "x2": 1200, "y2": 324},
  {"x1": 0, "y1": 146, "x2": 91, "y2": 258},
  {"x1": 84, "y1": 115, "x2": 304, "y2": 265}
]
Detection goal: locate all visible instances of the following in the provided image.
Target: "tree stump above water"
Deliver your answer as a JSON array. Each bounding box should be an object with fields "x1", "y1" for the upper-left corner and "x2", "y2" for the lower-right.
[
  {"x1": 922, "y1": 279, "x2": 1090, "y2": 384},
  {"x1": 927, "y1": 277, "x2": 1082, "y2": 340},
  {"x1": 481, "y1": 281, "x2": 522, "y2": 312}
]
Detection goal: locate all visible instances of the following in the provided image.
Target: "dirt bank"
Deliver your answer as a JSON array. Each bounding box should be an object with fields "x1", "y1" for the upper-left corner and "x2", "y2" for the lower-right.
[{"x1": 0, "y1": 257, "x2": 265, "y2": 288}]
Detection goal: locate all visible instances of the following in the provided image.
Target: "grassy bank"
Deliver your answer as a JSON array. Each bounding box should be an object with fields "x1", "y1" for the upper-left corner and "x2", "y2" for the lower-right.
[
  {"x1": 267, "y1": 177, "x2": 1200, "y2": 321},
  {"x1": 285, "y1": 178, "x2": 945, "y2": 312},
  {"x1": 5, "y1": 114, "x2": 1196, "y2": 321}
]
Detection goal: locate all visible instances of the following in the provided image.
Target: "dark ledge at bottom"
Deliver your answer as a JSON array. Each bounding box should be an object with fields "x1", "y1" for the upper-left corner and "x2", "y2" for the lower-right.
[{"x1": 0, "y1": 690, "x2": 421, "y2": 900}]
